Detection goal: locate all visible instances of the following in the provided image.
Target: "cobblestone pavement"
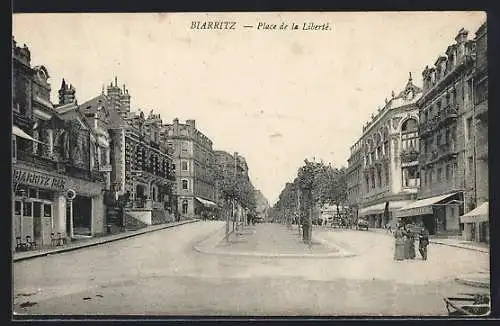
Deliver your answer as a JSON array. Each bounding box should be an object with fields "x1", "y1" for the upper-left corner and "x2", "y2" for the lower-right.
[{"x1": 13, "y1": 222, "x2": 490, "y2": 317}]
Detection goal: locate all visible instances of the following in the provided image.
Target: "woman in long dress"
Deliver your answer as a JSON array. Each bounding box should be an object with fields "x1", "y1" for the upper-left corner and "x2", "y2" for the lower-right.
[
  {"x1": 403, "y1": 225, "x2": 411, "y2": 259},
  {"x1": 394, "y1": 225, "x2": 405, "y2": 261}
]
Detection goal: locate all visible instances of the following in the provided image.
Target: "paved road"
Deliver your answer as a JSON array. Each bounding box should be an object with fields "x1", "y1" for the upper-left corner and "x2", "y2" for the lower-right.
[{"x1": 13, "y1": 222, "x2": 489, "y2": 316}]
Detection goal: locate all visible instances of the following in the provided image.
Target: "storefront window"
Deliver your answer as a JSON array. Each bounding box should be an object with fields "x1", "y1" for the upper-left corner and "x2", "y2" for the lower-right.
[
  {"x1": 14, "y1": 201, "x2": 21, "y2": 215},
  {"x1": 43, "y1": 204, "x2": 52, "y2": 217},
  {"x1": 23, "y1": 202, "x2": 32, "y2": 216}
]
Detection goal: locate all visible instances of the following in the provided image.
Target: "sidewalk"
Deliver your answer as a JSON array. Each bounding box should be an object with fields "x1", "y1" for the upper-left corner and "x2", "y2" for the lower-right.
[
  {"x1": 368, "y1": 228, "x2": 489, "y2": 253},
  {"x1": 194, "y1": 223, "x2": 354, "y2": 258},
  {"x1": 13, "y1": 219, "x2": 199, "y2": 262}
]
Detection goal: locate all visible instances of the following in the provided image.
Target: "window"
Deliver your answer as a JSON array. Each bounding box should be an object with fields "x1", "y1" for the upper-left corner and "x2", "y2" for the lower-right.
[
  {"x1": 437, "y1": 168, "x2": 442, "y2": 181},
  {"x1": 181, "y1": 161, "x2": 188, "y2": 171},
  {"x1": 468, "y1": 156, "x2": 474, "y2": 175},
  {"x1": 14, "y1": 201, "x2": 21, "y2": 215},
  {"x1": 446, "y1": 165, "x2": 450, "y2": 180},
  {"x1": 466, "y1": 117, "x2": 473, "y2": 142},
  {"x1": 182, "y1": 179, "x2": 189, "y2": 190},
  {"x1": 429, "y1": 170, "x2": 433, "y2": 185},
  {"x1": 23, "y1": 202, "x2": 32, "y2": 216},
  {"x1": 43, "y1": 204, "x2": 52, "y2": 217}
]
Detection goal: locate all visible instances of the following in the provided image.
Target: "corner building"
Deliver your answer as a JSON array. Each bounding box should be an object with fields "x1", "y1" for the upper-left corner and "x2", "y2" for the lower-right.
[
  {"x1": 347, "y1": 75, "x2": 422, "y2": 228},
  {"x1": 163, "y1": 119, "x2": 217, "y2": 219}
]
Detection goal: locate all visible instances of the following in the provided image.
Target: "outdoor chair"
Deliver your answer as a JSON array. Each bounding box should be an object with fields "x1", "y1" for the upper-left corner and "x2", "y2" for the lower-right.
[
  {"x1": 56, "y1": 232, "x2": 65, "y2": 246},
  {"x1": 16, "y1": 236, "x2": 28, "y2": 252},
  {"x1": 50, "y1": 233, "x2": 58, "y2": 247},
  {"x1": 25, "y1": 235, "x2": 37, "y2": 250}
]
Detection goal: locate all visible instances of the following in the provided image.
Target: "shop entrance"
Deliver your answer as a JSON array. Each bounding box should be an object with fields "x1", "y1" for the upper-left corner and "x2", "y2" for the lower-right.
[
  {"x1": 73, "y1": 195, "x2": 92, "y2": 236},
  {"x1": 422, "y1": 215, "x2": 436, "y2": 235}
]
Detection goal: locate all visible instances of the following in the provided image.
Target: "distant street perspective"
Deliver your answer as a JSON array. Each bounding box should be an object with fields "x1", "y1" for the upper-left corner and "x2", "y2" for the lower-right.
[{"x1": 12, "y1": 12, "x2": 489, "y2": 318}]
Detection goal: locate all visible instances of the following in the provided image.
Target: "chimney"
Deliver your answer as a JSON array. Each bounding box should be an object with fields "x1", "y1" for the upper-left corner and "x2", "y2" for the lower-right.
[
  {"x1": 455, "y1": 28, "x2": 469, "y2": 44},
  {"x1": 186, "y1": 119, "x2": 196, "y2": 129}
]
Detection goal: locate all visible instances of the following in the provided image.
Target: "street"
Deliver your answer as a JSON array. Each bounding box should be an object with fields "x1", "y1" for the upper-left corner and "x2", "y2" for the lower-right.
[{"x1": 13, "y1": 221, "x2": 489, "y2": 316}]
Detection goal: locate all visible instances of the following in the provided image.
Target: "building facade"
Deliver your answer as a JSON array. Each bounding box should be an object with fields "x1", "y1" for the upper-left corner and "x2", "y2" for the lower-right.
[
  {"x1": 395, "y1": 28, "x2": 477, "y2": 236},
  {"x1": 347, "y1": 74, "x2": 422, "y2": 228},
  {"x1": 460, "y1": 22, "x2": 488, "y2": 242},
  {"x1": 78, "y1": 78, "x2": 176, "y2": 227},
  {"x1": 163, "y1": 119, "x2": 216, "y2": 219},
  {"x1": 12, "y1": 38, "x2": 107, "y2": 250}
]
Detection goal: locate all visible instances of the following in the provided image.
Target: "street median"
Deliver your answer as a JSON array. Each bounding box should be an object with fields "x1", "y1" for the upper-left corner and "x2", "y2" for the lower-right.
[{"x1": 193, "y1": 224, "x2": 356, "y2": 259}]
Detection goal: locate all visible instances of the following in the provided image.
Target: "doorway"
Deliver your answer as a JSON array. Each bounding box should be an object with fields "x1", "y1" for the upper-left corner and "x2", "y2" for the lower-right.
[
  {"x1": 422, "y1": 214, "x2": 436, "y2": 235},
  {"x1": 73, "y1": 195, "x2": 92, "y2": 236}
]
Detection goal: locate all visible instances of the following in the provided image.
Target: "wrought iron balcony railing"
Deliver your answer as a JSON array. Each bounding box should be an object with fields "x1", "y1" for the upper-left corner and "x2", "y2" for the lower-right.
[
  {"x1": 16, "y1": 150, "x2": 58, "y2": 171},
  {"x1": 400, "y1": 149, "x2": 420, "y2": 163}
]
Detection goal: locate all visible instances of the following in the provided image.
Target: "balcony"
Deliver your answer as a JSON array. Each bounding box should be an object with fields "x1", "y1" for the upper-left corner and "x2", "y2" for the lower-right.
[
  {"x1": 64, "y1": 164, "x2": 105, "y2": 182},
  {"x1": 418, "y1": 120, "x2": 435, "y2": 137},
  {"x1": 437, "y1": 105, "x2": 458, "y2": 126},
  {"x1": 438, "y1": 143, "x2": 458, "y2": 161},
  {"x1": 400, "y1": 149, "x2": 419, "y2": 163},
  {"x1": 16, "y1": 150, "x2": 58, "y2": 171}
]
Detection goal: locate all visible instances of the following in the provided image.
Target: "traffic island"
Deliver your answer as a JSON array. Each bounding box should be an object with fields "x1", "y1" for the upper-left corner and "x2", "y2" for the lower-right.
[{"x1": 193, "y1": 223, "x2": 356, "y2": 258}]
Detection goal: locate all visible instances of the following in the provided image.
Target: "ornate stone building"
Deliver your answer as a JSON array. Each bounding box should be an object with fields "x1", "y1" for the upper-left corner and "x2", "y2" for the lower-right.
[
  {"x1": 347, "y1": 74, "x2": 422, "y2": 228},
  {"x1": 12, "y1": 37, "x2": 107, "y2": 250},
  {"x1": 78, "y1": 78, "x2": 176, "y2": 227},
  {"x1": 395, "y1": 28, "x2": 477, "y2": 236},
  {"x1": 163, "y1": 119, "x2": 216, "y2": 219}
]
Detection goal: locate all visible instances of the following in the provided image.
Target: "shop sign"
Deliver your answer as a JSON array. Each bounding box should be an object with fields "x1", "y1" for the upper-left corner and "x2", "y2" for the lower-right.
[
  {"x1": 13, "y1": 168, "x2": 66, "y2": 190},
  {"x1": 394, "y1": 206, "x2": 433, "y2": 218}
]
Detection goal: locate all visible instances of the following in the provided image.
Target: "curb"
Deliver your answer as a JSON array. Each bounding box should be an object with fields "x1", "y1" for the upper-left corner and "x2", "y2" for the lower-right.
[
  {"x1": 13, "y1": 220, "x2": 199, "y2": 262},
  {"x1": 193, "y1": 227, "x2": 356, "y2": 259},
  {"x1": 454, "y1": 277, "x2": 490, "y2": 289},
  {"x1": 429, "y1": 240, "x2": 489, "y2": 254}
]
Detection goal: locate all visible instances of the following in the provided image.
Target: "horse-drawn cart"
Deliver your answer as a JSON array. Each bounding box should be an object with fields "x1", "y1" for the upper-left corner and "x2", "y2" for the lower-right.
[{"x1": 443, "y1": 292, "x2": 490, "y2": 317}]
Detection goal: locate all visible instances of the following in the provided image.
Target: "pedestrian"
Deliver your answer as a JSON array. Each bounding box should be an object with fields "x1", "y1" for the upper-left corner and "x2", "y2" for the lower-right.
[
  {"x1": 393, "y1": 224, "x2": 405, "y2": 261},
  {"x1": 408, "y1": 226, "x2": 416, "y2": 259},
  {"x1": 418, "y1": 227, "x2": 430, "y2": 260},
  {"x1": 402, "y1": 224, "x2": 411, "y2": 259}
]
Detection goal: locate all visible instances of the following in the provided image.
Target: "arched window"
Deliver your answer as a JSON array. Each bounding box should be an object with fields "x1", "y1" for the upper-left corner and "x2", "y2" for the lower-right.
[{"x1": 401, "y1": 118, "x2": 418, "y2": 132}]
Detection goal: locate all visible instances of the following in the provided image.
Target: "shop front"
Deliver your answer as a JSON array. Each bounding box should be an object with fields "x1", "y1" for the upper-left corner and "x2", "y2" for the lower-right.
[
  {"x1": 358, "y1": 200, "x2": 414, "y2": 228},
  {"x1": 195, "y1": 196, "x2": 218, "y2": 220},
  {"x1": 460, "y1": 202, "x2": 489, "y2": 243},
  {"x1": 394, "y1": 192, "x2": 462, "y2": 235},
  {"x1": 12, "y1": 165, "x2": 67, "y2": 248},
  {"x1": 13, "y1": 164, "x2": 107, "y2": 249}
]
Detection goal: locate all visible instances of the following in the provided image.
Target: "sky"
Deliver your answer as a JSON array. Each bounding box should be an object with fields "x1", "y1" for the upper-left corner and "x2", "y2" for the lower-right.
[{"x1": 12, "y1": 12, "x2": 486, "y2": 205}]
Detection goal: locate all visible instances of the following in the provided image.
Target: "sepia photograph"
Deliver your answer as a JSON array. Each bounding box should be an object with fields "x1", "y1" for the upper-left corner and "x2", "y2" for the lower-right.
[{"x1": 11, "y1": 11, "x2": 489, "y2": 317}]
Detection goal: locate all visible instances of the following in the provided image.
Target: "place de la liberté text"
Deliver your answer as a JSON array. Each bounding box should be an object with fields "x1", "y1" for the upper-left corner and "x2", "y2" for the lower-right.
[{"x1": 190, "y1": 21, "x2": 332, "y2": 31}]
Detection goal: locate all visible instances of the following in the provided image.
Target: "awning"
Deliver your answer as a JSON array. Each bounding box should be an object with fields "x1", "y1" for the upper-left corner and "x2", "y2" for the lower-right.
[
  {"x1": 394, "y1": 192, "x2": 458, "y2": 218},
  {"x1": 460, "y1": 202, "x2": 488, "y2": 223},
  {"x1": 358, "y1": 200, "x2": 414, "y2": 217},
  {"x1": 12, "y1": 125, "x2": 45, "y2": 144},
  {"x1": 195, "y1": 196, "x2": 217, "y2": 208}
]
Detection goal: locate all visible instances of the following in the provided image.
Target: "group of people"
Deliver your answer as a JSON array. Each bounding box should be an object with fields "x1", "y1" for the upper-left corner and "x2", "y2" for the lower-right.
[{"x1": 393, "y1": 223, "x2": 430, "y2": 261}]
